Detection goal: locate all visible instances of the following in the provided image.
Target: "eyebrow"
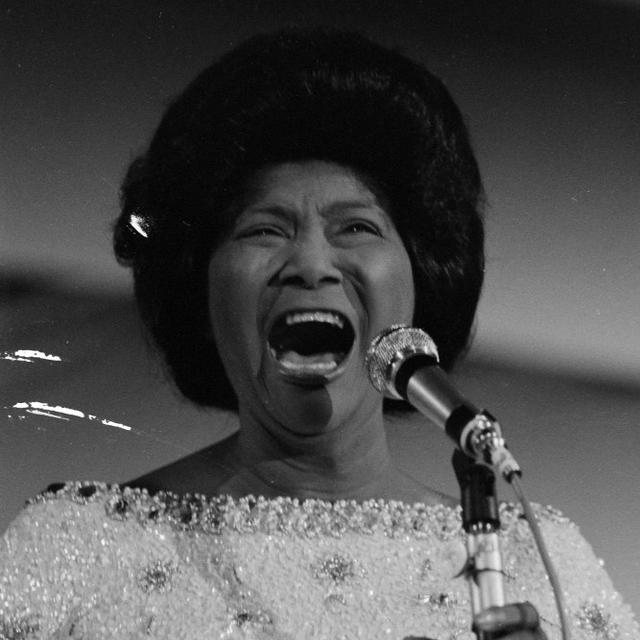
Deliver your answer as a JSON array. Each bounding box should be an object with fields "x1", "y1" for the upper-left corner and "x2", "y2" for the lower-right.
[
  {"x1": 241, "y1": 198, "x2": 386, "y2": 219},
  {"x1": 324, "y1": 199, "x2": 385, "y2": 216}
]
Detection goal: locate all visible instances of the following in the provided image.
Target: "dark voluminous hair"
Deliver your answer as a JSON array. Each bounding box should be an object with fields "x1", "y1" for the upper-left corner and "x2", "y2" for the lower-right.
[{"x1": 114, "y1": 28, "x2": 485, "y2": 411}]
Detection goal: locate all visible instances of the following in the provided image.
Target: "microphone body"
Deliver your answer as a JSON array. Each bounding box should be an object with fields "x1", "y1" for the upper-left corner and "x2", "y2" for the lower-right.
[
  {"x1": 365, "y1": 325, "x2": 521, "y2": 481},
  {"x1": 404, "y1": 365, "x2": 477, "y2": 434}
]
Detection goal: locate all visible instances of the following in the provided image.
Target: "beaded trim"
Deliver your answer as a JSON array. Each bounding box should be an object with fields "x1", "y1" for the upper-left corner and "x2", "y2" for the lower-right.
[{"x1": 33, "y1": 481, "x2": 571, "y2": 539}]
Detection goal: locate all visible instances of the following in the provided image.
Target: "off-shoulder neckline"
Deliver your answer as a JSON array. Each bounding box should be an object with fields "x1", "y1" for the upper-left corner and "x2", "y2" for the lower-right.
[{"x1": 30, "y1": 481, "x2": 570, "y2": 539}]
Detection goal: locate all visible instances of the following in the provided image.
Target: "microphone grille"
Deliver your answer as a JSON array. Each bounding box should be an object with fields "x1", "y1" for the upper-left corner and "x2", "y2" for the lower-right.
[{"x1": 365, "y1": 325, "x2": 439, "y2": 397}]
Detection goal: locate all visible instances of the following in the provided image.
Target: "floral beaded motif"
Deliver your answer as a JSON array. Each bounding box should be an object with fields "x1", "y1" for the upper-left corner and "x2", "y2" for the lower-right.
[
  {"x1": 415, "y1": 593, "x2": 458, "y2": 608},
  {"x1": 0, "y1": 482, "x2": 637, "y2": 639},
  {"x1": 138, "y1": 560, "x2": 176, "y2": 593},
  {"x1": 0, "y1": 614, "x2": 40, "y2": 640},
  {"x1": 577, "y1": 603, "x2": 621, "y2": 640},
  {"x1": 312, "y1": 554, "x2": 360, "y2": 583}
]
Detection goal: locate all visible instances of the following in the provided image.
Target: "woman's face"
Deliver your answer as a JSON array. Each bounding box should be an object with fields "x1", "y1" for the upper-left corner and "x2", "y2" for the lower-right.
[{"x1": 208, "y1": 161, "x2": 414, "y2": 436}]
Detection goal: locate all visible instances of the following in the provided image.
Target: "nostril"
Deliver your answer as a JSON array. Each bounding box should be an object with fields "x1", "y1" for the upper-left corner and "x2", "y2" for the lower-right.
[
  {"x1": 279, "y1": 272, "x2": 341, "y2": 288},
  {"x1": 280, "y1": 273, "x2": 311, "y2": 288},
  {"x1": 278, "y1": 260, "x2": 342, "y2": 288}
]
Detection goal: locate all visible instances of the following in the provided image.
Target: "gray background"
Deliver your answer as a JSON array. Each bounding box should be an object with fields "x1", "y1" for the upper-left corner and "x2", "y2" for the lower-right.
[{"x1": 2, "y1": 0, "x2": 639, "y2": 616}]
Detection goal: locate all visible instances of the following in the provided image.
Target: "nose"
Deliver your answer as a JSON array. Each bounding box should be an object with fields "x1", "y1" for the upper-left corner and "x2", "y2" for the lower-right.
[{"x1": 277, "y1": 232, "x2": 342, "y2": 289}]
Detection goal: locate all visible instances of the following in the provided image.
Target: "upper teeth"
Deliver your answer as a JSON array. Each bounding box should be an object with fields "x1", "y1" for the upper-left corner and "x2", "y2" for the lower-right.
[{"x1": 285, "y1": 311, "x2": 344, "y2": 328}]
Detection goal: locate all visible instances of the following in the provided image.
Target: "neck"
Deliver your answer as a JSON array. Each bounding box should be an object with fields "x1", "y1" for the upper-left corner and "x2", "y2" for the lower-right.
[{"x1": 227, "y1": 402, "x2": 397, "y2": 500}]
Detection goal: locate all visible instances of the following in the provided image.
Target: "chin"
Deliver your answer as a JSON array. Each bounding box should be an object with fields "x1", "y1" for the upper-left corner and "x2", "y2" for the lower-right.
[{"x1": 267, "y1": 380, "x2": 338, "y2": 437}]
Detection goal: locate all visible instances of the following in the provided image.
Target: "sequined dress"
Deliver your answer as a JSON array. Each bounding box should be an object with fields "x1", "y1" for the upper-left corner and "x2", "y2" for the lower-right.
[{"x1": 0, "y1": 483, "x2": 637, "y2": 639}]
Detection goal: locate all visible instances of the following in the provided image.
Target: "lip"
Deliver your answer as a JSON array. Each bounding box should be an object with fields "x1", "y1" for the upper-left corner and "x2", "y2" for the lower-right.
[
  {"x1": 265, "y1": 306, "x2": 357, "y2": 385},
  {"x1": 269, "y1": 351, "x2": 352, "y2": 386}
]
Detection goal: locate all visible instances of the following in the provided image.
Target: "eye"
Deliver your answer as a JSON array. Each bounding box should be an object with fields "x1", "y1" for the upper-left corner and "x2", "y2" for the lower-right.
[
  {"x1": 342, "y1": 220, "x2": 381, "y2": 236},
  {"x1": 247, "y1": 227, "x2": 280, "y2": 237},
  {"x1": 236, "y1": 225, "x2": 288, "y2": 240}
]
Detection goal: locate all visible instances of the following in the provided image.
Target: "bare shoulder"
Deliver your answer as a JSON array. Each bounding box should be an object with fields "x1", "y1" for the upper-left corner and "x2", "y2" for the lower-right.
[{"x1": 125, "y1": 433, "x2": 241, "y2": 496}]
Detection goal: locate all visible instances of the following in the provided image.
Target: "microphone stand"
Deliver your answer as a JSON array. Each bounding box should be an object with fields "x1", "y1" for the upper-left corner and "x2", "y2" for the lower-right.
[{"x1": 453, "y1": 450, "x2": 505, "y2": 640}]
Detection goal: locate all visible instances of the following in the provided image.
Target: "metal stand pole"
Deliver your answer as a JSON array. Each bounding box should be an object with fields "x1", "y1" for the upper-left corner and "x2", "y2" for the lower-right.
[{"x1": 453, "y1": 450, "x2": 506, "y2": 640}]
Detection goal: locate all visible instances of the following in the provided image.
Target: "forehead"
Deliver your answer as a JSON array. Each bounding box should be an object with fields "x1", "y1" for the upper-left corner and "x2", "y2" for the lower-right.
[{"x1": 240, "y1": 160, "x2": 387, "y2": 213}]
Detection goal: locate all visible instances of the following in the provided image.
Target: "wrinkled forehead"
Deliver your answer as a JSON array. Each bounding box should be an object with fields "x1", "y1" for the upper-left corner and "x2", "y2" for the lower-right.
[{"x1": 219, "y1": 159, "x2": 399, "y2": 231}]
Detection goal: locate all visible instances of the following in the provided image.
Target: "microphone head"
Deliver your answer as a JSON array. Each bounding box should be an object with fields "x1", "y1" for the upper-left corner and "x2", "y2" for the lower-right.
[{"x1": 365, "y1": 325, "x2": 439, "y2": 399}]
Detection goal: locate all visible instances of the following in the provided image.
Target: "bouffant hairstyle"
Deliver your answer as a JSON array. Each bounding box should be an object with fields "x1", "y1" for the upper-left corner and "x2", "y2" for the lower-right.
[{"x1": 114, "y1": 28, "x2": 485, "y2": 411}]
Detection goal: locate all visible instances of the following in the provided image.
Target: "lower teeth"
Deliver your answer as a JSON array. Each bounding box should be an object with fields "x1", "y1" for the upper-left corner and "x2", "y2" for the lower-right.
[{"x1": 275, "y1": 350, "x2": 341, "y2": 374}]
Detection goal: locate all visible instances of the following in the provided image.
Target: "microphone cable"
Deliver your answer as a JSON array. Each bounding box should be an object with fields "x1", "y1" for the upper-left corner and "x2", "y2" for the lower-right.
[{"x1": 509, "y1": 474, "x2": 571, "y2": 640}]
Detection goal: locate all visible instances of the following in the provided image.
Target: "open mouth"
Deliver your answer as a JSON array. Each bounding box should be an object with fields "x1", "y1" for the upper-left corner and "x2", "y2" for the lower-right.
[{"x1": 267, "y1": 310, "x2": 356, "y2": 381}]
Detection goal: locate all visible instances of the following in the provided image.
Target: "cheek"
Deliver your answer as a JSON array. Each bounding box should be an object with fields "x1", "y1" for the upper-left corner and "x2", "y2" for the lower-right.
[
  {"x1": 207, "y1": 253, "x2": 262, "y2": 371},
  {"x1": 366, "y1": 248, "x2": 415, "y2": 326},
  {"x1": 208, "y1": 259, "x2": 240, "y2": 329}
]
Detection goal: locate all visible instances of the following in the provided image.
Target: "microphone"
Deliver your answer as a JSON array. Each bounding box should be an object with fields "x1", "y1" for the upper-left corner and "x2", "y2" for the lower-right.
[
  {"x1": 366, "y1": 326, "x2": 573, "y2": 639},
  {"x1": 365, "y1": 325, "x2": 521, "y2": 481},
  {"x1": 366, "y1": 325, "x2": 513, "y2": 625}
]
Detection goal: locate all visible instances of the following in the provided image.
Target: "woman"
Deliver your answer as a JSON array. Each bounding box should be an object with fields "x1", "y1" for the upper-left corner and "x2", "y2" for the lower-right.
[{"x1": 1, "y1": 29, "x2": 636, "y2": 640}]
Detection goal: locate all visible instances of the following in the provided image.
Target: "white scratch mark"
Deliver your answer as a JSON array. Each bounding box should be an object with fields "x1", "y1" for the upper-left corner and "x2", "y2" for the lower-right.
[
  {"x1": 14, "y1": 402, "x2": 84, "y2": 418},
  {"x1": 2, "y1": 350, "x2": 62, "y2": 363},
  {"x1": 26, "y1": 409, "x2": 70, "y2": 421},
  {"x1": 100, "y1": 418, "x2": 132, "y2": 431},
  {"x1": 10, "y1": 402, "x2": 132, "y2": 431}
]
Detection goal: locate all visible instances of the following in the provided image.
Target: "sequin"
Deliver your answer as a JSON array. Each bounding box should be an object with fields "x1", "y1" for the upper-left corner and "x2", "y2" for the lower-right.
[
  {"x1": 77, "y1": 484, "x2": 97, "y2": 499},
  {"x1": 0, "y1": 482, "x2": 637, "y2": 640},
  {"x1": 419, "y1": 558, "x2": 433, "y2": 577},
  {"x1": 106, "y1": 494, "x2": 130, "y2": 519},
  {"x1": 415, "y1": 593, "x2": 457, "y2": 608},
  {"x1": 234, "y1": 608, "x2": 273, "y2": 627}
]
